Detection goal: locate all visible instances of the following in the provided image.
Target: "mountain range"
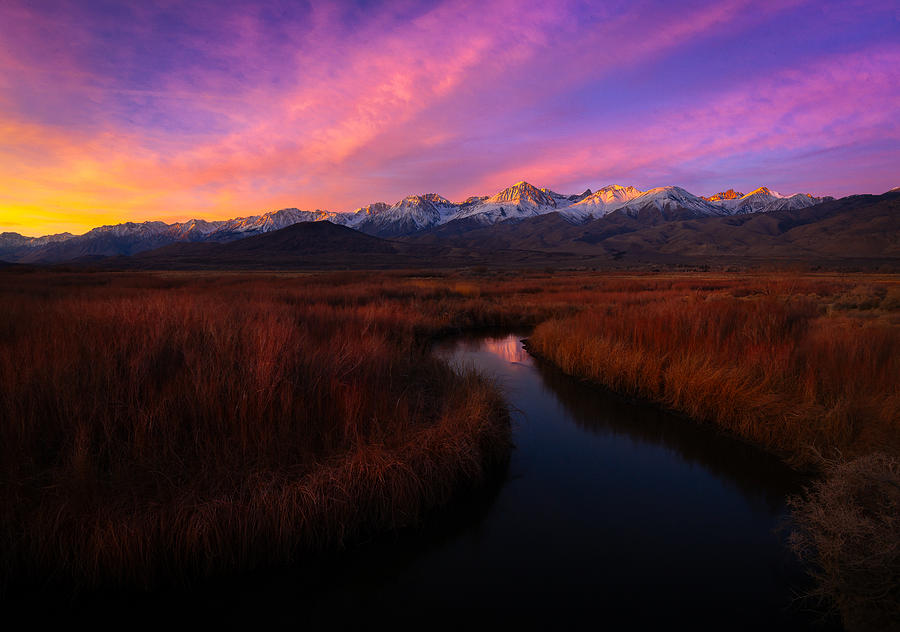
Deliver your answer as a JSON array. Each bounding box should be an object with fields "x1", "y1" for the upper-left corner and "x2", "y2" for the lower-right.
[{"x1": 2, "y1": 180, "x2": 897, "y2": 268}]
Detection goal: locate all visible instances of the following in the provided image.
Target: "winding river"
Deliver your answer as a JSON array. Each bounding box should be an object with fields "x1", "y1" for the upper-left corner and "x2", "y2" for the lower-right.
[{"x1": 39, "y1": 333, "x2": 837, "y2": 629}]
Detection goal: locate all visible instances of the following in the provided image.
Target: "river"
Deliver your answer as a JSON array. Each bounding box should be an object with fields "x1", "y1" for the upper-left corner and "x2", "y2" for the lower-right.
[{"x1": 33, "y1": 333, "x2": 836, "y2": 629}]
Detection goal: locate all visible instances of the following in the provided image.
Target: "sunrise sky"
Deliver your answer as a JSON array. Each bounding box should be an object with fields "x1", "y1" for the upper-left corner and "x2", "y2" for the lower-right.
[{"x1": 1, "y1": 0, "x2": 898, "y2": 236}]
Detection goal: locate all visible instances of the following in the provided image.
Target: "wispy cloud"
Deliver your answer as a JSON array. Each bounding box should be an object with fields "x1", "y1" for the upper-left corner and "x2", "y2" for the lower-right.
[{"x1": 1, "y1": 0, "x2": 897, "y2": 235}]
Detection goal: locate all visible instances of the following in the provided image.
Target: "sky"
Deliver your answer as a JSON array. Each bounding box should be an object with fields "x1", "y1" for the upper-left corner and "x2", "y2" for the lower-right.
[{"x1": 1, "y1": 0, "x2": 898, "y2": 236}]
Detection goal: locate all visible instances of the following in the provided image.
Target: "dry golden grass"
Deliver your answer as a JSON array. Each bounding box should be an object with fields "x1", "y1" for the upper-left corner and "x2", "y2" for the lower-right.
[
  {"x1": 520, "y1": 272, "x2": 899, "y2": 629},
  {"x1": 0, "y1": 271, "x2": 520, "y2": 589},
  {"x1": 1, "y1": 268, "x2": 898, "y2": 602},
  {"x1": 528, "y1": 278, "x2": 900, "y2": 464}
]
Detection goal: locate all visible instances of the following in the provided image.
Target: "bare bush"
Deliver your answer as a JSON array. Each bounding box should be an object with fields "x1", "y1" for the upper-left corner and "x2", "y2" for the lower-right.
[{"x1": 789, "y1": 454, "x2": 900, "y2": 631}]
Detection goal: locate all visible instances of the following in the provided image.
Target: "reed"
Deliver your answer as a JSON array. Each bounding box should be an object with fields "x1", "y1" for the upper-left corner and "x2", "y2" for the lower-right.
[
  {"x1": 2, "y1": 268, "x2": 897, "y2": 599},
  {"x1": 0, "y1": 271, "x2": 513, "y2": 588},
  {"x1": 528, "y1": 281, "x2": 900, "y2": 464},
  {"x1": 522, "y1": 272, "x2": 900, "y2": 630}
]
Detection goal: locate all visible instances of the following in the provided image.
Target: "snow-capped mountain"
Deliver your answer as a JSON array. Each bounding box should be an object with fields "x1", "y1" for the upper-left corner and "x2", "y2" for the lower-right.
[
  {"x1": 560, "y1": 184, "x2": 643, "y2": 221},
  {"x1": 1, "y1": 180, "x2": 834, "y2": 263},
  {"x1": 615, "y1": 186, "x2": 723, "y2": 218},
  {"x1": 452, "y1": 182, "x2": 570, "y2": 225},
  {"x1": 348, "y1": 202, "x2": 391, "y2": 222},
  {"x1": 13, "y1": 221, "x2": 185, "y2": 263},
  {"x1": 562, "y1": 185, "x2": 719, "y2": 221},
  {"x1": 562, "y1": 185, "x2": 830, "y2": 222},
  {"x1": 0, "y1": 231, "x2": 75, "y2": 262},
  {"x1": 354, "y1": 194, "x2": 456, "y2": 237},
  {"x1": 79, "y1": 208, "x2": 341, "y2": 243},
  {"x1": 205, "y1": 208, "x2": 341, "y2": 239},
  {"x1": 85, "y1": 221, "x2": 172, "y2": 238},
  {"x1": 167, "y1": 219, "x2": 223, "y2": 240},
  {"x1": 7, "y1": 208, "x2": 344, "y2": 263},
  {"x1": 0, "y1": 231, "x2": 74, "y2": 249},
  {"x1": 706, "y1": 187, "x2": 832, "y2": 214},
  {"x1": 703, "y1": 189, "x2": 745, "y2": 202},
  {"x1": 488, "y1": 181, "x2": 558, "y2": 208}
]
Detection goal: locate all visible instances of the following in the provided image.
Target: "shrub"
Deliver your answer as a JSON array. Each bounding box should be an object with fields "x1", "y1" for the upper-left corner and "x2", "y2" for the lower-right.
[{"x1": 789, "y1": 454, "x2": 900, "y2": 631}]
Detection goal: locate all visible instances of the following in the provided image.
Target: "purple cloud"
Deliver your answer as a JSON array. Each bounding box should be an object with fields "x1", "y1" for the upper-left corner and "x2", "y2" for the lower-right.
[{"x1": 1, "y1": 0, "x2": 897, "y2": 235}]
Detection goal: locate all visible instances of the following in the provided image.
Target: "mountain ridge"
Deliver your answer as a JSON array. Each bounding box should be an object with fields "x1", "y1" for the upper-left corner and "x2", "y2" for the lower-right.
[
  {"x1": 111, "y1": 190, "x2": 900, "y2": 270},
  {"x1": 1, "y1": 180, "x2": 840, "y2": 263}
]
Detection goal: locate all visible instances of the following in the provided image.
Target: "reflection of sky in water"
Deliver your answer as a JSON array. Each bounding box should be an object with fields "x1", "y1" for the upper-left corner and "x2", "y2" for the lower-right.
[
  {"x1": 423, "y1": 334, "x2": 823, "y2": 628},
  {"x1": 479, "y1": 336, "x2": 533, "y2": 365}
]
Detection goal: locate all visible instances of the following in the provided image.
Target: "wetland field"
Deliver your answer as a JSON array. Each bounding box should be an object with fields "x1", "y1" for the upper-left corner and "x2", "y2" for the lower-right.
[{"x1": 1, "y1": 269, "x2": 897, "y2": 629}]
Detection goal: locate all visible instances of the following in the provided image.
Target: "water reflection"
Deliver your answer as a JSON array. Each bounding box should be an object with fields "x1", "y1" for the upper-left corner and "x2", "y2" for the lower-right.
[
  {"x1": 430, "y1": 333, "x2": 828, "y2": 629},
  {"x1": 525, "y1": 345, "x2": 804, "y2": 511},
  {"x1": 479, "y1": 335, "x2": 533, "y2": 364},
  {"x1": 444, "y1": 334, "x2": 802, "y2": 510}
]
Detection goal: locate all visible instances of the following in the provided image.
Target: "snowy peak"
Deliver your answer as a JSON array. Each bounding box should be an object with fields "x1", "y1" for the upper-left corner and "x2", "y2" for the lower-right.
[
  {"x1": 88, "y1": 208, "x2": 339, "y2": 243},
  {"x1": 561, "y1": 184, "x2": 644, "y2": 221},
  {"x1": 167, "y1": 219, "x2": 221, "y2": 240},
  {"x1": 390, "y1": 194, "x2": 454, "y2": 222},
  {"x1": 487, "y1": 181, "x2": 557, "y2": 209},
  {"x1": 704, "y1": 189, "x2": 744, "y2": 201},
  {"x1": 86, "y1": 221, "x2": 172, "y2": 238},
  {"x1": 621, "y1": 186, "x2": 722, "y2": 217},
  {"x1": 396, "y1": 193, "x2": 452, "y2": 210},
  {"x1": 208, "y1": 208, "x2": 341, "y2": 238},
  {"x1": 354, "y1": 193, "x2": 456, "y2": 237},
  {"x1": 747, "y1": 186, "x2": 777, "y2": 197},
  {"x1": 345, "y1": 202, "x2": 391, "y2": 227},
  {"x1": 589, "y1": 184, "x2": 643, "y2": 205},
  {"x1": 2, "y1": 179, "x2": 841, "y2": 263},
  {"x1": 354, "y1": 202, "x2": 391, "y2": 216},
  {"x1": 0, "y1": 231, "x2": 74, "y2": 248},
  {"x1": 450, "y1": 180, "x2": 567, "y2": 225},
  {"x1": 250, "y1": 208, "x2": 336, "y2": 231},
  {"x1": 708, "y1": 186, "x2": 832, "y2": 214}
]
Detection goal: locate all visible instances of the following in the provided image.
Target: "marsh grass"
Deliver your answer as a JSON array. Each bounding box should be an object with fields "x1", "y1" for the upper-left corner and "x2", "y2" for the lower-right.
[
  {"x1": 0, "y1": 272, "x2": 517, "y2": 589},
  {"x1": 1, "y1": 269, "x2": 897, "y2": 602},
  {"x1": 528, "y1": 282, "x2": 900, "y2": 464},
  {"x1": 522, "y1": 272, "x2": 899, "y2": 630}
]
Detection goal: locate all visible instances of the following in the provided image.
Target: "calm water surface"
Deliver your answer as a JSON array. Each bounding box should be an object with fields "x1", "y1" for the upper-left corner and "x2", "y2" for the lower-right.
[{"x1": 35, "y1": 333, "x2": 836, "y2": 629}]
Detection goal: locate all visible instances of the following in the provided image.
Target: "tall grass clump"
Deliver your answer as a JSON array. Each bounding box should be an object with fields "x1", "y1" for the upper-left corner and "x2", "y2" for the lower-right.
[
  {"x1": 525, "y1": 274, "x2": 900, "y2": 629},
  {"x1": 2, "y1": 268, "x2": 897, "y2": 606},
  {"x1": 0, "y1": 273, "x2": 511, "y2": 589},
  {"x1": 529, "y1": 288, "x2": 899, "y2": 463}
]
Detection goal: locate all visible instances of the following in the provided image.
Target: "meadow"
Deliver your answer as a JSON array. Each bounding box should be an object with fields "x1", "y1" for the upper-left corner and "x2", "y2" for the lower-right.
[
  {"x1": 0, "y1": 268, "x2": 897, "y2": 624},
  {"x1": 0, "y1": 271, "x2": 528, "y2": 589},
  {"x1": 527, "y1": 277, "x2": 900, "y2": 464}
]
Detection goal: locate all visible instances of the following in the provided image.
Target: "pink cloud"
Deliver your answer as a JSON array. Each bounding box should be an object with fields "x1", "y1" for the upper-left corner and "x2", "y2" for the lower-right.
[
  {"x1": 466, "y1": 45, "x2": 900, "y2": 198},
  {"x1": 1, "y1": 0, "x2": 897, "y2": 235}
]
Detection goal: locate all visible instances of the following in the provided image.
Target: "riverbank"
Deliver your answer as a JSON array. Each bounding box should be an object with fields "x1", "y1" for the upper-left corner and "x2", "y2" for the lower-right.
[
  {"x1": 527, "y1": 286, "x2": 899, "y2": 465},
  {"x1": 524, "y1": 279, "x2": 899, "y2": 630},
  {"x1": 0, "y1": 271, "x2": 514, "y2": 589}
]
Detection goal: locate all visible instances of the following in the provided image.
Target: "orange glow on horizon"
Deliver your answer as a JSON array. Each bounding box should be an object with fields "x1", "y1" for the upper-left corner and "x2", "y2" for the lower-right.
[{"x1": 1, "y1": 0, "x2": 897, "y2": 237}]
